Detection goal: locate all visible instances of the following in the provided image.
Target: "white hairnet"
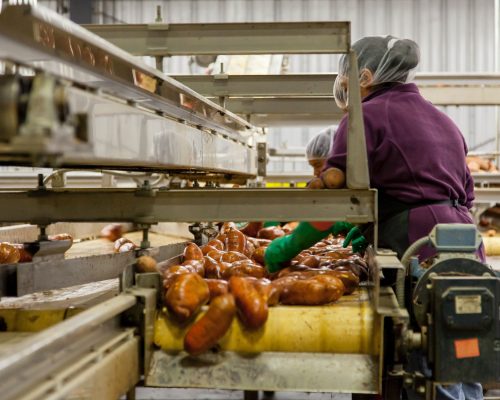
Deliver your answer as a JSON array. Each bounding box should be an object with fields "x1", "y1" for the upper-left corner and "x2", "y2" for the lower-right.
[
  {"x1": 305, "y1": 126, "x2": 336, "y2": 160},
  {"x1": 334, "y1": 35, "x2": 420, "y2": 110}
]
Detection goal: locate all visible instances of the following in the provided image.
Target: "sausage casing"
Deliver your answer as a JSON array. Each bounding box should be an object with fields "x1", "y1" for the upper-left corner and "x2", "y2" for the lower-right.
[
  {"x1": 184, "y1": 293, "x2": 236, "y2": 356},
  {"x1": 165, "y1": 273, "x2": 210, "y2": 321}
]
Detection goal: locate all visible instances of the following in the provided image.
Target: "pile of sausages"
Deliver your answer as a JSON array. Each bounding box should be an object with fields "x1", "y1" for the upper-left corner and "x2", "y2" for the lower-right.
[{"x1": 160, "y1": 222, "x2": 368, "y2": 356}]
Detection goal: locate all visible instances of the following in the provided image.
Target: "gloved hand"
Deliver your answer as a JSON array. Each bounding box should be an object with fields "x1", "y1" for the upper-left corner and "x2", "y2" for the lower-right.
[
  {"x1": 264, "y1": 222, "x2": 330, "y2": 273},
  {"x1": 331, "y1": 221, "x2": 355, "y2": 236},
  {"x1": 263, "y1": 221, "x2": 281, "y2": 228},
  {"x1": 342, "y1": 226, "x2": 369, "y2": 253}
]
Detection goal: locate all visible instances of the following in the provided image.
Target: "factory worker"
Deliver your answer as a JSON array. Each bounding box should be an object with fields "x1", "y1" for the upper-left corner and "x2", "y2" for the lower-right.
[
  {"x1": 305, "y1": 126, "x2": 336, "y2": 177},
  {"x1": 265, "y1": 35, "x2": 483, "y2": 400}
]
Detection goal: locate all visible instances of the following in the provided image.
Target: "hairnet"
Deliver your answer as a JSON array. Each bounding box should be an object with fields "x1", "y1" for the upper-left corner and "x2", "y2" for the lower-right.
[
  {"x1": 333, "y1": 35, "x2": 420, "y2": 109},
  {"x1": 305, "y1": 126, "x2": 335, "y2": 160}
]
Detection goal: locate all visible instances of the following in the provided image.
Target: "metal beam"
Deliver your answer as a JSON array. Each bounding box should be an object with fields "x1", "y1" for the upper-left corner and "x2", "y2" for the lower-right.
[
  {"x1": 0, "y1": 241, "x2": 187, "y2": 297},
  {"x1": 171, "y1": 74, "x2": 500, "y2": 114},
  {"x1": 83, "y1": 22, "x2": 351, "y2": 56},
  {"x1": 224, "y1": 97, "x2": 343, "y2": 122},
  {"x1": 472, "y1": 188, "x2": 500, "y2": 204},
  {"x1": 0, "y1": 188, "x2": 377, "y2": 224},
  {"x1": 472, "y1": 172, "x2": 500, "y2": 186},
  {"x1": 0, "y1": 294, "x2": 136, "y2": 400},
  {"x1": 0, "y1": 85, "x2": 257, "y2": 176},
  {"x1": 172, "y1": 74, "x2": 337, "y2": 97},
  {"x1": 146, "y1": 351, "x2": 379, "y2": 394}
]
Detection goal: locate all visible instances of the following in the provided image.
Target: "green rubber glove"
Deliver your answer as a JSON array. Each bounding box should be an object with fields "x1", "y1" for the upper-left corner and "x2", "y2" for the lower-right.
[
  {"x1": 264, "y1": 222, "x2": 330, "y2": 273},
  {"x1": 331, "y1": 221, "x2": 355, "y2": 236},
  {"x1": 342, "y1": 226, "x2": 369, "y2": 253},
  {"x1": 263, "y1": 221, "x2": 281, "y2": 228}
]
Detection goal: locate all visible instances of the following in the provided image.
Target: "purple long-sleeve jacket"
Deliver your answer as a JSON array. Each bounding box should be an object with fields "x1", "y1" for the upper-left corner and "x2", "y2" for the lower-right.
[{"x1": 324, "y1": 83, "x2": 482, "y2": 261}]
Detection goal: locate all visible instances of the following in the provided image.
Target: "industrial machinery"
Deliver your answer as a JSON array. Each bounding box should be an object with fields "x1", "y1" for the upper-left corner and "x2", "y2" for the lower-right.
[{"x1": 0, "y1": 4, "x2": 498, "y2": 400}]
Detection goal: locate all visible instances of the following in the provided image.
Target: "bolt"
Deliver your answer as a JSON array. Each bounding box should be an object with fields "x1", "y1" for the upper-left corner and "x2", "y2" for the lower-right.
[{"x1": 417, "y1": 386, "x2": 426, "y2": 394}]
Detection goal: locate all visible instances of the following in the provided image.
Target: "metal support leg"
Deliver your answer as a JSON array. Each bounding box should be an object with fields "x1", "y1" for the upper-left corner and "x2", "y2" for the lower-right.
[
  {"x1": 126, "y1": 387, "x2": 136, "y2": 400},
  {"x1": 38, "y1": 225, "x2": 48, "y2": 241},
  {"x1": 189, "y1": 223, "x2": 203, "y2": 245},
  {"x1": 140, "y1": 225, "x2": 151, "y2": 249},
  {"x1": 244, "y1": 390, "x2": 259, "y2": 400}
]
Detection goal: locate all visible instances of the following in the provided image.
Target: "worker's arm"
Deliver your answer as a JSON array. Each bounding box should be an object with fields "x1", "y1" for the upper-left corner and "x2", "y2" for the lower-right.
[
  {"x1": 264, "y1": 221, "x2": 367, "y2": 273},
  {"x1": 463, "y1": 142, "x2": 475, "y2": 210}
]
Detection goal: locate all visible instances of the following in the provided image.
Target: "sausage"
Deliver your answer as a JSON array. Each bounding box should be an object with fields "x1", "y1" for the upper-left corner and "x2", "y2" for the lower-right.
[
  {"x1": 165, "y1": 273, "x2": 210, "y2": 321},
  {"x1": 215, "y1": 234, "x2": 227, "y2": 245},
  {"x1": 251, "y1": 246, "x2": 266, "y2": 265},
  {"x1": 201, "y1": 244, "x2": 217, "y2": 255},
  {"x1": 240, "y1": 222, "x2": 263, "y2": 238},
  {"x1": 183, "y1": 243, "x2": 204, "y2": 262},
  {"x1": 220, "y1": 222, "x2": 237, "y2": 234},
  {"x1": 221, "y1": 251, "x2": 248, "y2": 263},
  {"x1": 225, "y1": 229, "x2": 247, "y2": 253},
  {"x1": 204, "y1": 256, "x2": 222, "y2": 279},
  {"x1": 182, "y1": 259, "x2": 205, "y2": 277},
  {"x1": 114, "y1": 237, "x2": 132, "y2": 252},
  {"x1": 223, "y1": 261, "x2": 266, "y2": 280},
  {"x1": 249, "y1": 278, "x2": 279, "y2": 306},
  {"x1": 229, "y1": 276, "x2": 268, "y2": 329},
  {"x1": 205, "y1": 279, "x2": 229, "y2": 300},
  {"x1": 301, "y1": 255, "x2": 321, "y2": 268},
  {"x1": 100, "y1": 224, "x2": 123, "y2": 242},
  {"x1": 136, "y1": 255, "x2": 157, "y2": 273},
  {"x1": 280, "y1": 274, "x2": 344, "y2": 305},
  {"x1": 243, "y1": 240, "x2": 255, "y2": 258},
  {"x1": 184, "y1": 293, "x2": 236, "y2": 356},
  {"x1": 257, "y1": 227, "x2": 285, "y2": 240},
  {"x1": 321, "y1": 167, "x2": 345, "y2": 189},
  {"x1": 10, "y1": 244, "x2": 32, "y2": 263},
  {"x1": 328, "y1": 270, "x2": 359, "y2": 295},
  {"x1": 206, "y1": 249, "x2": 225, "y2": 262},
  {"x1": 163, "y1": 264, "x2": 196, "y2": 290},
  {"x1": 0, "y1": 243, "x2": 20, "y2": 264},
  {"x1": 118, "y1": 242, "x2": 136, "y2": 253},
  {"x1": 307, "y1": 177, "x2": 325, "y2": 189},
  {"x1": 48, "y1": 233, "x2": 74, "y2": 243}
]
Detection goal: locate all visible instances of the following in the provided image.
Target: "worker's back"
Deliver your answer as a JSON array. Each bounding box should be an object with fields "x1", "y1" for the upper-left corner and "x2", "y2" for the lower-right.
[{"x1": 328, "y1": 82, "x2": 472, "y2": 208}]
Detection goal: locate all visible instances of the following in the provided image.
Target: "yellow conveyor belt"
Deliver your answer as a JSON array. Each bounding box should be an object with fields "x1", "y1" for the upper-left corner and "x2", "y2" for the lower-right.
[{"x1": 154, "y1": 287, "x2": 380, "y2": 355}]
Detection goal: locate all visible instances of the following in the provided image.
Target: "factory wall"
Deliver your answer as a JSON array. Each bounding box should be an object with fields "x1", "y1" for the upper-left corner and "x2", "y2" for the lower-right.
[{"x1": 35, "y1": 0, "x2": 498, "y2": 174}]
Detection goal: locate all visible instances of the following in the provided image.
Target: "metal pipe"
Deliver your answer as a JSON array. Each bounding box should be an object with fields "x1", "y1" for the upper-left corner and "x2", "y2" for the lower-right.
[
  {"x1": 397, "y1": 236, "x2": 432, "y2": 307},
  {"x1": 0, "y1": 293, "x2": 136, "y2": 380}
]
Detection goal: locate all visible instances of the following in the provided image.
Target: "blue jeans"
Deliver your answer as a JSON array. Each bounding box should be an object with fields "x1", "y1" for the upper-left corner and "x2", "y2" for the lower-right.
[
  {"x1": 406, "y1": 351, "x2": 483, "y2": 400},
  {"x1": 435, "y1": 383, "x2": 483, "y2": 400}
]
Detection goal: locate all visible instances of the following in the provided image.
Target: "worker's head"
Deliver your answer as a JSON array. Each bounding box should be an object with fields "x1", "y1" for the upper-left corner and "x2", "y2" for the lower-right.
[
  {"x1": 334, "y1": 36, "x2": 420, "y2": 110},
  {"x1": 306, "y1": 126, "x2": 335, "y2": 177}
]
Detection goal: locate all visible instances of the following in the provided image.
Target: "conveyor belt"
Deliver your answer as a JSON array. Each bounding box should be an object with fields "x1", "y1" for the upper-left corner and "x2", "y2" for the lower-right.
[
  {"x1": 0, "y1": 231, "x2": 189, "y2": 297},
  {"x1": 154, "y1": 287, "x2": 380, "y2": 355}
]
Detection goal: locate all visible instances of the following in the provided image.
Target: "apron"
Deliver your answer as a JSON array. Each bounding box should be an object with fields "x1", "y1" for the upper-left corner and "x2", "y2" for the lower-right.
[{"x1": 365, "y1": 191, "x2": 463, "y2": 259}]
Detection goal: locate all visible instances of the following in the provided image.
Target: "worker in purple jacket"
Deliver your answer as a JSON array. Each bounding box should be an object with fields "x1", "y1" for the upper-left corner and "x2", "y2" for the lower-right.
[{"x1": 265, "y1": 36, "x2": 483, "y2": 400}]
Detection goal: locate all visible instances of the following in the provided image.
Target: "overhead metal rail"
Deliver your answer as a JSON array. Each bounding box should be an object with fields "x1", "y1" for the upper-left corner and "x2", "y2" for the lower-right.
[
  {"x1": 0, "y1": 5, "x2": 253, "y2": 141},
  {"x1": 83, "y1": 21, "x2": 351, "y2": 56}
]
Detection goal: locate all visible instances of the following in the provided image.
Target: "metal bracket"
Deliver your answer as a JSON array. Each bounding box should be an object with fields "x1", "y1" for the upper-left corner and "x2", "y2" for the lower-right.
[
  {"x1": 257, "y1": 142, "x2": 267, "y2": 177},
  {"x1": 122, "y1": 287, "x2": 157, "y2": 376}
]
